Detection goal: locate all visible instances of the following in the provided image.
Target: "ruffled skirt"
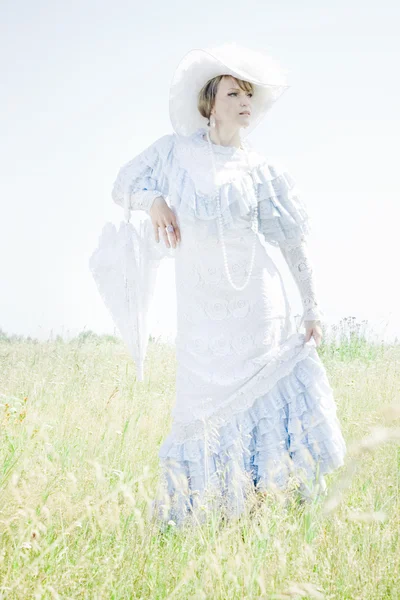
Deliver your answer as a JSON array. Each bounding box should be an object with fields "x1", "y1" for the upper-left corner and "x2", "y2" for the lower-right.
[
  {"x1": 150, "y1": 338, "x2": 346, "y2": 529},
  {"x1": 150, "y1": 224, "x2": 347, "y2": 528}
]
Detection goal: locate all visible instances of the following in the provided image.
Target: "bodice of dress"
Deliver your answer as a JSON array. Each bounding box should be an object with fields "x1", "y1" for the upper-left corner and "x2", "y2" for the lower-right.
[{"x1": 111, "y1": 127, "x2": 324, "y2": 327}]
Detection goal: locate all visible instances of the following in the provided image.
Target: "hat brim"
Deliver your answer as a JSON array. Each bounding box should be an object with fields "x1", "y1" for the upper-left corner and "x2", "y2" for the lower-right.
[{"x1": 169, "y1": 45, "x2": 290, "y2": 137}]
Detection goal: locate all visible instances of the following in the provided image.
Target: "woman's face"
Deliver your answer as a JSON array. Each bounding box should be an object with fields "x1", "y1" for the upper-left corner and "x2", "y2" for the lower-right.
[{"x1": 211, "y1": 75, "x2": 253, "y2": 129}]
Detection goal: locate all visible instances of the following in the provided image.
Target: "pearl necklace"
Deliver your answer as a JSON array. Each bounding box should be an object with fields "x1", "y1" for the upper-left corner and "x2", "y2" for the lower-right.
[{"x1": 206, "y1": 130, "x2": 259, "y2": 292}]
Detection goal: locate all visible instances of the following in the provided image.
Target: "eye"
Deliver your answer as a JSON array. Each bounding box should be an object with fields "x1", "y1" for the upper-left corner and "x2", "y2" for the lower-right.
[{"x1": 228, "y1": 92, "x2": 253, "y2": 97}]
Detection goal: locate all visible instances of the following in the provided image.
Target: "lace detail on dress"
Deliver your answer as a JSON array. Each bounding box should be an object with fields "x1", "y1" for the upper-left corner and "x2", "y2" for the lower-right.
[
  {"x1": 161, "y1": 333, "x2": 315, "y2": 446},
  {"x1": 279, "y1": 237, "x2": 325, "y2": 326}
]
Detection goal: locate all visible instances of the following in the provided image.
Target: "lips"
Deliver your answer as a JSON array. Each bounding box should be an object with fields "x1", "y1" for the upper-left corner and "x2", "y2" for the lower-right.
[{"x1": 240, "y1": 112, "x2": 251, "y2": 115}]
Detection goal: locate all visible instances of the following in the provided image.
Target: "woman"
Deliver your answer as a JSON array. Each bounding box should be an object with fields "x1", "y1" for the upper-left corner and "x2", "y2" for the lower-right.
[{"x1": 110, "y1": 43, "x2": 347, "y2": 527}]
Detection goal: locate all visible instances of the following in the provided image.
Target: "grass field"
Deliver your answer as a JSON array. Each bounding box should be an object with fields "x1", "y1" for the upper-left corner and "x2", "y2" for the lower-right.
[{"x1": 1, "y1": 318, "x2": 399, "y2": 599}]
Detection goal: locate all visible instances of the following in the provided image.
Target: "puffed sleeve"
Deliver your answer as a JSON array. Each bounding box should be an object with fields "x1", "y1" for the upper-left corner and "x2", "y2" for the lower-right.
[
  {"x1": 111, "y1": 133, "x2": 175, "y2": 216},
  {"x1": 255, "y1": 161, "x2": 311, "y2": 247},
  {"x1": 255, "y1": 161, "x2": 325, "y2": 328}
]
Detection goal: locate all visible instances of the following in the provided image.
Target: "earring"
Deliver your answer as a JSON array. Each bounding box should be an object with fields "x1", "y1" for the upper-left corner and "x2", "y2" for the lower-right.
[{"x1": 210, "y1": 115, "x2": 216, "y2": 128}]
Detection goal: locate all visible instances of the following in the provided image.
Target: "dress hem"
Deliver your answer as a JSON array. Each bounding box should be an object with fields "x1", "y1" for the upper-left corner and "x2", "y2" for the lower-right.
[{"x1": 151, "y1": 338, "x2": 347, "y2": 527}]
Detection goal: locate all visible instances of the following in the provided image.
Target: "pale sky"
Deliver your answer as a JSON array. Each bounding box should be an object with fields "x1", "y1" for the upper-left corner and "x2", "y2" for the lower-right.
[{"x1": 1, "y1": 0, "x2": 399, "y2": 344}]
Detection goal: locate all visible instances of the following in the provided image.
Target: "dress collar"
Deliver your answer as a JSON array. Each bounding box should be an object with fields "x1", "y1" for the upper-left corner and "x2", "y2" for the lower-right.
[{"x1": 190, "y1": 127, "x2": 250, "y2": 156}]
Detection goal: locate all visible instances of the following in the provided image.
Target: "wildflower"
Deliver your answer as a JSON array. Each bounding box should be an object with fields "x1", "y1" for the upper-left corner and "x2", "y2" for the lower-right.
[{"x1": 21, "y1": 542, "x2": 32, "y2": 550}]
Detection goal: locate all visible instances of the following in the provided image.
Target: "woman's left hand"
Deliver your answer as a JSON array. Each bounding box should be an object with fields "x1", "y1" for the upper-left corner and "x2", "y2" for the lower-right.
[{"x1": 304, "y1": 320, "x2": 323, "y2": 347}]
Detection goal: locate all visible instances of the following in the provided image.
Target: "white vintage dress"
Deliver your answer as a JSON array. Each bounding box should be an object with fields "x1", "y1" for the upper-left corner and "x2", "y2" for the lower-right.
[{"x1": 111, "y1": 127, "x2": 347, "y2": 526}]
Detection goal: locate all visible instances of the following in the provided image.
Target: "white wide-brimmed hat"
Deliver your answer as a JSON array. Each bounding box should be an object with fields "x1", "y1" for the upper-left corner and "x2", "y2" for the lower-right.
[{"x1": 169, "y1": 42, "x2": 290, "y2": 137}]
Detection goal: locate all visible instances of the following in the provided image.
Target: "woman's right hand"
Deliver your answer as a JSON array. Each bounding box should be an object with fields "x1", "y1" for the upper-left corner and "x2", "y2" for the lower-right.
[{"x1": 149, "y1": 196, "x2": 181, "y2": 249}]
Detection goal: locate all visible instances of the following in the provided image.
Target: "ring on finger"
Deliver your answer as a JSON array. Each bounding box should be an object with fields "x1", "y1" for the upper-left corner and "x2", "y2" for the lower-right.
[{"x1": 166, "y1": 224, "x2": 174, "y2": 233}]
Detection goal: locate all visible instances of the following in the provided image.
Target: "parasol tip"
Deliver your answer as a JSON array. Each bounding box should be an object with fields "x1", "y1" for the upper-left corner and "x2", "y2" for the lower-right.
[{"x1": 136, "y1": 361, "x2": 144, "y2": 382}]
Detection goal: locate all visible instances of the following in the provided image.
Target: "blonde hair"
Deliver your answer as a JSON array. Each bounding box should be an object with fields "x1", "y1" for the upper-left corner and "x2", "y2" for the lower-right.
[{"x1": 198, "y1": 75, "x2": 254, "y2": 125}]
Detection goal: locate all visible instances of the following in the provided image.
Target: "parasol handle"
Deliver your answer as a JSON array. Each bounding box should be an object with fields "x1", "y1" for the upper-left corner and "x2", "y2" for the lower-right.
[
  {"x1": 136, "y1": 360, "x2": 144, "y2": 382},
  {"x1": 123, "y1": 189, "x2": 131, "y2": 223}
]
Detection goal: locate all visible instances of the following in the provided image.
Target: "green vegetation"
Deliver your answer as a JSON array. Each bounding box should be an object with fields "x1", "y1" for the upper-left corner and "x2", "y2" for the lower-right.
[{"x1": 0, "y1": 318, "x2": 399, "y2": 598}]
